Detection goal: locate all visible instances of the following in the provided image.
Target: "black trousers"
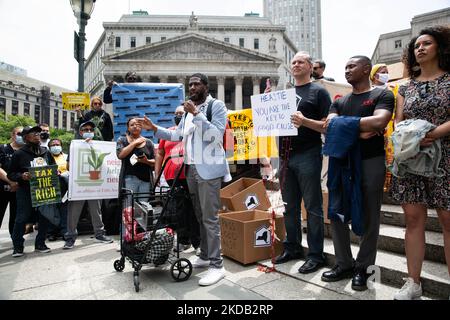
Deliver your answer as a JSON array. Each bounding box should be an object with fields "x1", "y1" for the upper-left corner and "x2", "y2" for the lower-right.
[{"x1": 0, "y1": 189, "x2": 17, "y2": 235}]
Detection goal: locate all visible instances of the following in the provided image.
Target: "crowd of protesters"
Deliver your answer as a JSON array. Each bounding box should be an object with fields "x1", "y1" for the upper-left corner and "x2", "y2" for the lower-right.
[{"x1": 0, "y1": 25, "x2": 448, "y2": 297}]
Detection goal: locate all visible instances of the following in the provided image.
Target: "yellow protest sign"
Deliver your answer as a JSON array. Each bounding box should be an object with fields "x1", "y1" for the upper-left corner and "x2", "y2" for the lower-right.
[
  {"x1": 227, "y1": 109, "x2": 278, "y2": 162},
  {"x1": 62, "y1": 92, "x2": 90, "y2": 110}
]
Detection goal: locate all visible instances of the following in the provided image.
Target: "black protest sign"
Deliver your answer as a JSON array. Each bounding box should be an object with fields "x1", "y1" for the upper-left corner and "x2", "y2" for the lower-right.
[{"x1": 29, "y1": 165, "x2": 61, "y2": 207}]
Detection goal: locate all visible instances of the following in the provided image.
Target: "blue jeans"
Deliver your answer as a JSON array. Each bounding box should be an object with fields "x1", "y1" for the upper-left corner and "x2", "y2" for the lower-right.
[
  {"x1": 12, "y1": 187, "x2": 49, "y2": 249},
  {"x1": 281, "y1": 145, "x2": 325, "y2": 263},
  {"x1": 124, "y1": 175, "x2": 150, "y2": 201}
]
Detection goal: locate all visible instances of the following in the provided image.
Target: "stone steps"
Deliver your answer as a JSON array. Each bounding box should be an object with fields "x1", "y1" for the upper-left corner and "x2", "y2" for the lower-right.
[
  {"x1": 380, "y1": 204, "x2": 441, "y2": 233},
  {"x1": 296, "y1": 235, "x2": 450, "y2": 300},
  {"x1": 323, "y1": 223, "x2": 446, "y2": 264}
]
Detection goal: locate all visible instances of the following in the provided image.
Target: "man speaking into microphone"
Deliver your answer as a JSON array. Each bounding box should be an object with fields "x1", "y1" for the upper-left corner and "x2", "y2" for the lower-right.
[{"x1": 138, "y1": 73, "x2": 230, "y2": 287}]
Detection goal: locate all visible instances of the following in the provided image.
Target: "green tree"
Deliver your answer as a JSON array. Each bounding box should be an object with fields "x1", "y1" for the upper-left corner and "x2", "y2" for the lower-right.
[
  {"x1": 0, "y1": 114, "x2": 36, "y2": 144},
  {"x1": 0, "y1": 114, "x2": 75, "y2": 152}
]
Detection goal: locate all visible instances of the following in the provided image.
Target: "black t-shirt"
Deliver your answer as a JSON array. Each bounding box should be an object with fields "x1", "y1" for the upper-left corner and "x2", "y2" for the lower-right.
[
  {"x1": 329, "y1": 87, "x2": 395, "y2": 159},
  {"x1": 116, "y1": 136, "x2": 155, "y2": 182},
  {"x1": 287, "y1": 82, "x2": 331, "y2": 153}
]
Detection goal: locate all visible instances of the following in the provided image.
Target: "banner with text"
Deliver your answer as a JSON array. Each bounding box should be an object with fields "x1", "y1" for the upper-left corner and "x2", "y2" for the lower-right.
[
  {"x1": 29, "y1": 165, "x2": 61, "y2": 207},
  {"x1": 68, "y1": 140, "x2": 121, "y2": 201},
  {"x1": 227, "y1": 109, "x2": 278, "y2": 162},
  {"x1": 251, "y1": 88, "x2": 297, "y2": 137},
  {"x1": 62, "y1": 92, "x2": 90, "y2": 110}
]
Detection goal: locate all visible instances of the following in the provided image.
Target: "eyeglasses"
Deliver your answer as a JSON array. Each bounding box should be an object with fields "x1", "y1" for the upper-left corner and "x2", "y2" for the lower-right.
[
  {"x1": 81, "y1": 128, "x2": 94, "y2": 132},
  {"x1": 28, "y1": 132, "x2": 41, "y2": 136},
  {"x1": 92, "y1": 102, "x2": 102, "y2": 106},
  {"x1": 313, "y1": 67, "x2": 322, "y2": 70}
]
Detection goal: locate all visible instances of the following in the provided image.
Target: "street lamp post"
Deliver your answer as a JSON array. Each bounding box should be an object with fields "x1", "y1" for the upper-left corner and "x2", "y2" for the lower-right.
[{"x1": 70, "y1": 0, "x2": 96, "y2": 92}]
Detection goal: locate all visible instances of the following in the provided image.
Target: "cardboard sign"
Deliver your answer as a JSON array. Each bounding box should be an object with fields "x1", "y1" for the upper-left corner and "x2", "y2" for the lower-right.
[
  {"x1": 227, "y1": 109, "x2": 278, "y2": 162},
  {"x1": 29, "y1": 165, "x2": 61, "y2": 207},
  {"x1": 254, "y1": 225, "x2": 271, "y2": 247},
  {"x1": 244, "y1": 194, "x2": 259, "y2": 210},
  {"x1": 68, "y1": 140, "x2": 121, "y2": 201},
  {"x1": 316, "y1": 80, "x2": 352, "y2": 102},
  {"x1": 251, "y1": 88, "x2": 297, "y2": 137},
  {"x1": 62, "y1": 92, "x2": 90, "y2": 110}
]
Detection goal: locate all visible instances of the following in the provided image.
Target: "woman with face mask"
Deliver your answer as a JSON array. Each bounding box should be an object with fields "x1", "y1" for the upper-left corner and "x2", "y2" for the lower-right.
[
  {"x1": 370, "y1": 64, "x2": 390, "y2": 88},
  {"x1": 0, "y1": 127, "x2": 23, "y2": 235},
  {"x1": 47, "y1": 138, "x2": 68, "y2": 242}
]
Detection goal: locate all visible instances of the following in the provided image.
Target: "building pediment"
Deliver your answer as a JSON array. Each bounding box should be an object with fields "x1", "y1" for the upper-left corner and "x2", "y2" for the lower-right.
[{"x1": 104, "y1": 33, "x2": 279, "y2": 63}]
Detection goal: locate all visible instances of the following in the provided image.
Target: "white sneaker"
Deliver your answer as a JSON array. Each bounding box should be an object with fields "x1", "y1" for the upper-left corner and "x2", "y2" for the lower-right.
[
  {"x1": 198, "y1": 267, "x2": 225, "y2": 286},
  {"x1": 394, "y1": 277, "x2": 422, "y2": 300},
  {"x1": 190, "y1": 256, "x2": 210, "y2": 268}
]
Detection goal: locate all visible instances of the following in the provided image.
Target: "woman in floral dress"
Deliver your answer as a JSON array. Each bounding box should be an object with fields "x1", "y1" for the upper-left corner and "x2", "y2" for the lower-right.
[{"x1": 390, "y1": 26, "x2": 449, "y2": 300}]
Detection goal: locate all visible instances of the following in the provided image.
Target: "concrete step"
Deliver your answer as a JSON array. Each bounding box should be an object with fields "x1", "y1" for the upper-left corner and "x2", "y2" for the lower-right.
[
  {"x1": 258, "y1": 257, "x2": 431, "y2": 300},
  {"x1": 381, "y1": 204, "x2": 442, "y2": 233},
  {"x1": 323, "y1": 223, "x2": 446, "y2": 264},
  {"x1": 298, "y1": 237, "x2": 450, "y2": 300}
]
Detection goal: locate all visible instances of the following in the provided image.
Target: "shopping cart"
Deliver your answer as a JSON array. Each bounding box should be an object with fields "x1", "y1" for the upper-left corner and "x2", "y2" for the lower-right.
[{"x1": 113, "y1": 157, "x2": 193, "y2": 292}]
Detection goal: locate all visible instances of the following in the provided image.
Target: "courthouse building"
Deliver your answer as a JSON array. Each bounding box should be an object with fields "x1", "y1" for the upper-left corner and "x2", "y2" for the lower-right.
[{"x1": 85, "y1": 11, "x2": 298, "y2": 110}]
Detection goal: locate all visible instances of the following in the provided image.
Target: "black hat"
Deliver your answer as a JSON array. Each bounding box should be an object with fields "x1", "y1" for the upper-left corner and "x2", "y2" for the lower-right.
[
  {"x1": 79, "y1": 120, "x2": 96, "y2": 130},
  {"x1": 20, "y1": 125, "x2": 42, "y2": 136}
]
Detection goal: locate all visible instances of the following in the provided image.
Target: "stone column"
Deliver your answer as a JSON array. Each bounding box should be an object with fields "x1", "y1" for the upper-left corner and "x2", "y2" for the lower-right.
[
  {"x1": 159, "y1": 75, "x2": 168, "y2": 83},
  {"x1": 234, "y1": 76, "x2": 243, "y2": 110},
  {"x1": 252, "y1": 77, "x2": 260, "y2": 96},
  {"x1": 217, "y1": 76, "x2": 225, "y2": 102},
  {"x1": 177, "y1": 76, "x2": 185, "y2": 86}
]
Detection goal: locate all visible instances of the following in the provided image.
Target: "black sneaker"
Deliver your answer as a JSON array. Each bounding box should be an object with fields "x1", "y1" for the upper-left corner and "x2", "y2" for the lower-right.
[
  {"x1": 35, "y1": 244, "x2": 51, "y2": 253},
  {"x1": 12, "y1": 247, "x2": 24, "y2": 257},
  {"x1": 95, "y1": 235, "x2": 113, "y2": 243}
]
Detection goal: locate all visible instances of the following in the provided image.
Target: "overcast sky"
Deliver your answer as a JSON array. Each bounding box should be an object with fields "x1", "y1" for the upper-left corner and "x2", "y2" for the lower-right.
[{"x1": 0, "y1": 0, "x2": 449, "y2": 90}]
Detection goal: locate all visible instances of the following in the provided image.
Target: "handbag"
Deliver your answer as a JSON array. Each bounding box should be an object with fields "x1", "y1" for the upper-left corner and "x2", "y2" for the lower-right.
[{"x1": 38, "y1": 204, "x2": 61, "y2": 226}]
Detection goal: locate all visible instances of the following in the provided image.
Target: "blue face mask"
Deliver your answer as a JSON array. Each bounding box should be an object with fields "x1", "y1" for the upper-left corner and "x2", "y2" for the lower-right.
[
  {"x1": 15, "y1": 135, "x2": 24, "y2": 145},
  {"x1": 82, "y1": 132, "x2": 95, "y2": 139},
  {"x1": 50, "y1": 146, "x2": 62, "y2": 155}
]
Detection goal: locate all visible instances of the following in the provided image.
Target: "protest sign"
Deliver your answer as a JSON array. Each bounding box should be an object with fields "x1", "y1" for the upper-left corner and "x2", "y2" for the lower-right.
[
  {"x1": 68, "y1": 140, "x2": 121, "y2": 201},
  {"x1": 62, "y1": 92, "x2": 90, "y2": 110},
  {"x1": 251, "y1": 88, "x2": 297, "y2": 137},
  {"x1": 112, "y1": 83, "x2": 185, "y2": 143},
  {"x1": 29, "y1": 165, "x2": 61, "y2": 207},
  {"x1": 227, "y1": 109, "x2": 278, "y2": 162},
  {"x1": 316, "y1": 80, "x2": 352, "y2": 102}
]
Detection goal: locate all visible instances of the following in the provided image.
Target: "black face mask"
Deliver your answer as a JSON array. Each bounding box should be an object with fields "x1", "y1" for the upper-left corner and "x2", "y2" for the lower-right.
[
  {"x1": 40, "y1": 132, "x2": 49, "y2": 140},
  {"x1": 174, "y1": 115, "x2": 182, "y2": 125}
]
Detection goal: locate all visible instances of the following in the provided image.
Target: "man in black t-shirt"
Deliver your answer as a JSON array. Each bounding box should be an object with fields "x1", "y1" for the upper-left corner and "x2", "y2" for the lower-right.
[
  {"x1": 321, "y1": 56, "x2": 394, "y2": 291},
  {"x1": 274, "y1": 51, "x2": 332, "y2": 275}
]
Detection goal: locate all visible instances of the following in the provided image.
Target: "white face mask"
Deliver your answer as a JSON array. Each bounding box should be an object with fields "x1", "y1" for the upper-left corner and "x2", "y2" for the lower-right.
[
  {"x1": 50, "y1": 146, "x2": 62, "y2": 155},
  {"x1": 82, "y1": 132, "x2": 95, "y2": 139},
  {"x1": 377, "y1": 73, "x2": 389, "y2": 84}
]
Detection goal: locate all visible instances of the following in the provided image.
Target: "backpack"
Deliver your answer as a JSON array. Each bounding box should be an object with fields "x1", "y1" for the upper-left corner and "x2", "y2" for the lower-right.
[{"x1": 206, "y1": 99, "x2": 234, "y2": 158}]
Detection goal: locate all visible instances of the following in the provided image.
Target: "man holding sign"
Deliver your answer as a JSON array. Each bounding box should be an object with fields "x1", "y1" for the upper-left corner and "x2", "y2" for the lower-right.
[
  {"x1": 8, "y1": 126, "x2": 56, "y2": 257},
  {"x1": 274, "y1": 52, "x2": 331, "y2": 275}
]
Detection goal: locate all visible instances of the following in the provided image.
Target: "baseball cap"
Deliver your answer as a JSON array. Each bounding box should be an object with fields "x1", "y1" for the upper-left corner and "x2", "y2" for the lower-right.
[{"x1": 20, "y1": 125, "x2": 42, "y2": 136}]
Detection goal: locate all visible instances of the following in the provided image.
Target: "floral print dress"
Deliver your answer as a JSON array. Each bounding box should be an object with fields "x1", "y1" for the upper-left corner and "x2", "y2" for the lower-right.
[{"x1": 390, "y1": 73, "x2": 449, "y2": 210}]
